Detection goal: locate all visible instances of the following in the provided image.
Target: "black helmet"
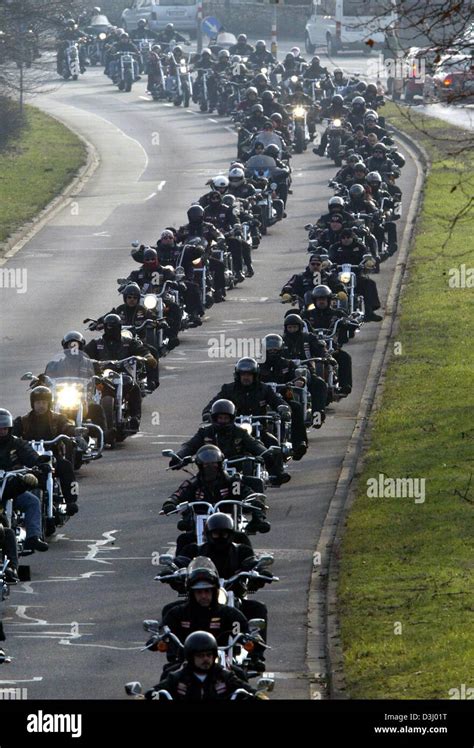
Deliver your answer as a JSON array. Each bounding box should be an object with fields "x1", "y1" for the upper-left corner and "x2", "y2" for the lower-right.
[
  {"x1": 270, "y1": 112, "x2": 282, "y2": 124},
  {"x1": 373, "y1": 142, "x2": 387, "y2": 154},
  {"x1": 234, "y1": 357, "x2": 259, "y2": 382},
  {"x1": 237, "y1": 34, "x2": 247, "y2": 44},
  {"x1": 0, "y1": 408, "x2": 13, "y2": 429},
  {"x1": 251, "y1": 103, "x2": 264, "y2": 114},
  {"x1": 187, "y1": 204, "x2": 204, "y2": 223},
  {"x1": 366, "y1": 170, "x2": 382, "y2": 185},
  {"x1": 349, "y1": 183, "x2": 365, "y2": 199},
  {"x1": 195, "y1": 445, "x2": 224, "y2": 482},
  {"x1": 332, "y1": 94, "x2": 344, "y2": 106},
  {"x1": 210, "y1": 399, "x2": 236, "y2": 426},
  {"x1": 284, "y1": 313, "x2": 304, "y2": 332},
  {"x1": 312, "y1": 284, "x2": 332, "y2": 301},
  {"x1": 143, "y1": 247, "x2": 158, "y2": 269},
  {"x1": 261, "y1": 89, "x2": 274, "y2": 101},
  {"x1": 30, "y1": 385, "x2": 53, "y2": 409},
  {"x1": 366, "y1": 82, "x2": 377, "y2": 95},
  {"x1": 195, "y1": 444, "x2": 224, "y2": 466},
  {"x1": 263, "y1": 333, "x2": 284, "y2": 359},
  {"x1": 255, "y1": 39, "x2": 266, "y2": 50},
  {"x1": 103, "y1": 313, "x2": 122, "y2": 341},
  {"x1": 328, "y1": 195, "x2": 345, "y2": 211},
  {"x1": 264, "y1": 144, "x2": 279, "y2": 159},
  {"x1": 285, "y1": 52, "x2": 294, "y2": 63},
  {"x1": 187, "y1": 557, "x2": 219, "y2": 591},
  {"x1": 205, "y1": 513, "x2": 234, "y2": 546},
  {"x1": 254, "y1": 73, "x2": 267, "y2": 85},
  {"x1": 184, "y1": 631, "x2": 218, "y2": 662},
  {"x1": 122, "y1": 282, "x2": 141, "y2": 302},
  {"x1": 61, "y1": 330, "x2": 85, "y2": 350},
  {"x1": 173, "y1": 45, "x2": 183, "y2": 56},
  {"x1": 351, "y1": 95, "x2": 365, "y2": 108},
  {"x1": 137, "y1": 18, "x2": 146, "y2": 27},
  {"x1": 311, "y1": 55, "x2": 321, "y2": 65},
  {"x1": 356, "y1": 81, "x2": 368, "y2": 93},
  {"x1": 166, "y1": 23, "x2": 174, "y2": 31}
]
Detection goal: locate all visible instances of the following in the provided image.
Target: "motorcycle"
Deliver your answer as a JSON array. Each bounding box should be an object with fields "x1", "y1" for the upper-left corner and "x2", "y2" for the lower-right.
[
  {"x1": 235, "y1": 413, "x2": 292, "y2": 462},
  {"x1": 61, "y1": 41, "x2": 81, "y2": 80},
  {"x1": 21, "y1": 352, "x2": 105, "y2": 469},
  {"x1": 335, "y1": 254, "x2": 377, "y2": 321},
  {"x1": 87, "y1": 32, "x2": 107, "y2": 66},
  {"x1": 95, "y1": 356, "x2": 147, "y2": 447},
  {"x1": 28, "y1": 435, "x2": 77, "y2": 537},
  {"x1": 288, "y1": 104, "x2": 310, "y2": 154},
  {"x1": 115, "y1": 52, "x2": 135, "y2": 92}
]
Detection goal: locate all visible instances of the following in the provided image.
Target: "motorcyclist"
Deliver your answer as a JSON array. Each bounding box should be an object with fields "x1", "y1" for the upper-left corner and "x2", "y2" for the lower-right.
[
  {"x1": 156, "y1": 22, "x2": 187, "y2": 45},
  {"x1": 248, "y1": 40, "x2": 276, "y2": 69},
  {"x1": 169, "y1": 398, "x2": 281, "y2": 484},
  {"x1": 314, "y1": 94, "x2": 351, "y2": 157},
  {"x1": 109, "y1": 32, "x2": 140, "y2": 82},
  {"x1": 130, "y1": 18, "x2": 159, "y2": 41},
  {"x1": 303, "y1": 286, "x2": 356, "y2": 394},
  {"x1": 281, "y1": 253, "x2": 341, "y2": 298},
  {"x1": 56, "y1": 18, "x2": 87, "y2": 75},
  {"x1": 242, "y1": 103, "x2": 268, "y2": 134},
  {"x1": 0, "y1": 515, "x2": 19, "y2": 584},
  {"x1": 155, "y1": 230, "x2": 204, "y2": 323},
  {"x1": 199, "y1": 175, "x2": 229, "y2": 209},
  {"x1": 94, "y1": 282, "x2": 163, "y2": 390},
  {"x1": 271, "y1": 52, "x2": 299, "y2": 83},
  {"x1": 366, "y1": 142, "x2": 396, "y2": 179},
  {"x1": 229, "y1": 33, "x2": 254, "y2": 57},
  {"x1": 281, "y1": 316, "x2": 329, "y2": 427},
  {"x1": 303, "y1": 55, "x2": 329, "y2": 80},
  {"x1": 329, "y1": 229, "x2": 383, "y2": 321},
  {"x1": 0, "y1": 409, "x2": 49, "y2": 552},
  {"x1": 175, "y1": 514, "x2": 270, "y2": 669},
  {"x1": 12, "y1": 387, "x2": 79, "y2": 515},
  {"x1": 192, "y1": 48, "x2": 217, "y2": 111},
  {"x1": 259, "y1": 335, "x2": 308, "y2": 459},
  {"x1": 124, "y1": 246, "x2": 182, "y2": 347},
  {"x1": 366, "y1": 171, "x2": 398, "y2": 254},
  {"x1": 316, "y1": 196, "x2": 354, "y2": 230},
  {"x1": 202, "y1": 358, "x2": 292, "y2": 485},
  {"x1": 176, "y1": 205, "x2": 227, "y2": 303},
  {"x1": 43, "y1": 331, "x2": 107, "y2": 433},
  {"x1": 203, "y1": 191, "x2": 248, "y2": 283},
  {"x1": 162, "y1": 445, "x2": 270, "y2": 536},
  {"x1": 260, "y1": 90, "x2": 284, "y2": 120},
  {"x1": 347, "y1": 95, "x2": 367, "y2": 129},
  {"x1": 147, "y1": 44, "x2": 164, "y2": 93},
  {"x1": 149, "y1": 631, "x2": 257, "y2": 700},
  {"x1": 236, "y1": 86, "x2": 260, "y2": 115},
  {"x1": 286, "y1": 80, "x2": 318, "y2": 140},
  {"x1": 83, "y1": 314, "x2": 157, "y2": 432}
]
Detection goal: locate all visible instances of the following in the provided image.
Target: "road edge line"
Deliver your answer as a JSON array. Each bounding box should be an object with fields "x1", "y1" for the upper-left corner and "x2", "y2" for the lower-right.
[{"x1": 306, "y1": 126, "x2": 429, "y2": 700}]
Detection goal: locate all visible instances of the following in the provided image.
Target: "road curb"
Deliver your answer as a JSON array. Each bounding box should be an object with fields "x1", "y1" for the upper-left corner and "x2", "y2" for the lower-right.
[
  {"x1": 306, "y1": 127, "x2": 430, "y2": 699},
  {"x1": 0, "y1": 112, "x2": 100, "y2": 265}
]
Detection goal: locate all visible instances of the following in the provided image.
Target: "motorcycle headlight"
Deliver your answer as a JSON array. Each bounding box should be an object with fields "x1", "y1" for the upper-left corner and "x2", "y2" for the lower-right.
[
  {"x1": 293, "y1": 105, "x2": 305, "y2": 117},
  {"x1": 99, "y1": 33, "x2": 106, "y2": 40},
  {"x1": 56, "y1": 384, "x2": 82, "y2": 409},
  {"x1": 144, "y1": 294, "x2": 157, "y2": 310},
  {"x1": 270, "y1": 182, "x2": 278, "y2": 190},
  {"x1": 339, "y1": 271, "x2": 351, "y2": 284},
  {"x1": 180, "y1": 65, "x2": 187, "y2": 73},
  {"x1": 333, "y1": 118, "x2": 342, "y2": 127},
  {"x1": 290, "y1": 75, "x2": 299, "y2": 83},
  {"x1": 260, "y1": 67, "x2": 267, "y2": 74}
]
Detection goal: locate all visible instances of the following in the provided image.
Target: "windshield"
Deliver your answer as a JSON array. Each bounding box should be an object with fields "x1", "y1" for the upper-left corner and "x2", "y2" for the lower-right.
[{"x1": 44, "y1": 350, "x2": 95, "y2": 381}]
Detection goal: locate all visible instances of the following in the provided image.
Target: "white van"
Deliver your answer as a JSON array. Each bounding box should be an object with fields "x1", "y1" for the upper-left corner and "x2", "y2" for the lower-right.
[
  {"x1": 122, "y1": 0, "x2": 199, "y2": 35},
  {"x1": 305, "y1": 0, "x2": 398, "y2": 56}
]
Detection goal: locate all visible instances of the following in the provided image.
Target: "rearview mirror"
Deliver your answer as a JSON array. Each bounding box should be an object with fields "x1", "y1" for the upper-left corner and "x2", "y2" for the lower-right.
[
  {"x1": 125, "y1": 681, "x2": 142, "y2": 696},
  {"x1": 256, "y1": 555, "x2": 274, "y2": 569},
  {"x1": 20, "y1": 372, "x2": 34, "y2": 381},
  {"x1": 257, "y1": 676, "x2": 275, "y2": 692},
  {"x1": 159, "y1": 554, "x2": 174, "y2": 566},
  {"x1": 248, "y1": 618, "x2": 266, "y2": 630}
]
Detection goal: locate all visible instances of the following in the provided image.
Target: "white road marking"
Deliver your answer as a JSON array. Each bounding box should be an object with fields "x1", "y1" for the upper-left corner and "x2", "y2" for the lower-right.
[
  {"x1": 157, "y1": 180, "x2": 166, "y2": 190},
  {"x1": 145, "y1": 192, "x2": 157, "y2": 201},
  {"x1": 58, "y1": 641, "x2": 143, "y2": 650},
  {"x1": 208, "y1": 118, "x2": 218, "y2": 123},
  {"x1": 0, "y1": 677, "x2": 44, "y2": 685}
]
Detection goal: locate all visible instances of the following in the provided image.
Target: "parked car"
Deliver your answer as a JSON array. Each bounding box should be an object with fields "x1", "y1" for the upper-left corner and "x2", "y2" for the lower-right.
[
  {"x1": 432, "y1": 53, "x2": 474, "y2": 101},
  {"x1": 122, "y1": 0, "x2": 198, "y2": 36}
]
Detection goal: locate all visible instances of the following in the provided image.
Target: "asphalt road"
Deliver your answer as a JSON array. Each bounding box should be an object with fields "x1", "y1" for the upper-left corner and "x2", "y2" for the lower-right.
[{"x1": 0, "y1": 61, "x2": 417, "y2": 700}]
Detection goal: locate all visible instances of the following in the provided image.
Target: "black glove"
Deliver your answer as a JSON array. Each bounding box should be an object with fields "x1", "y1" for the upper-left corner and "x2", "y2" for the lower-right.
[
  {"x1": 37, "y1": 462, "x2": 52, "y2": 476},
  {"x1": 162, "y1": 500, "x2": 177, "y2": 515},
  {"x1": 168, "y1": 455, "x2": 182, "y2": 469}
]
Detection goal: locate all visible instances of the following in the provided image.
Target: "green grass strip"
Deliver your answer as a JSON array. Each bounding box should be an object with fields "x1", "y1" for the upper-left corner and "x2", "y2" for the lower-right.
[
  {"x1": 338, "y1": 102, "x2": 474, "y2": 699},
  {"x1": 0, "y1": 104, "x2": 86, "y2": 244}
]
